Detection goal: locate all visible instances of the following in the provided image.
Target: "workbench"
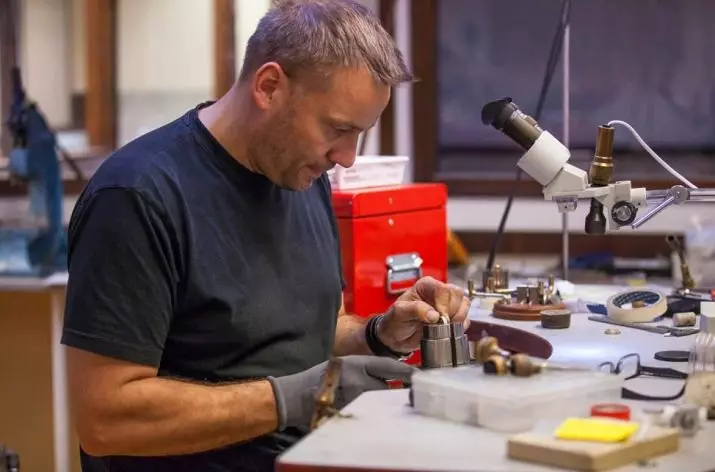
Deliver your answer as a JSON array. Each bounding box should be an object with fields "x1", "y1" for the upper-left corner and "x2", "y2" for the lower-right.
[
  {"x1": 3, "y1": 277, "x2": 713, "y2": 471},
  {"x1": 0, "y1": 273, "x2": 76, "y2": 472},
  {"x1": 277, "y1": 283, "x2": 715, "y2": 472}
]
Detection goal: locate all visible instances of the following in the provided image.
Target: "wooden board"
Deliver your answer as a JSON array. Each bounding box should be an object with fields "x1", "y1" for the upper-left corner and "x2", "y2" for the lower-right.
[{"x1": 507, "y1": 425, "x2": 680, "y2": 471}]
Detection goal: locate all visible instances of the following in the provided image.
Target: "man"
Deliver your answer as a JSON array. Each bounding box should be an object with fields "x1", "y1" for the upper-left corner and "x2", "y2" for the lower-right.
[{"x1": 62, "y1": 0, "x2": 470, "y2": 471}]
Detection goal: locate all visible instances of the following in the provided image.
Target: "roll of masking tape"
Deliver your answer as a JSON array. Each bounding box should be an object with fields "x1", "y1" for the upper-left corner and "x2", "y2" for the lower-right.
[
  {"x1": 591, "y1": 403, "x2": 631, "y2": 421},
  {"x1": 606, "y1": 289, "x2": 667, "y2": 323}
]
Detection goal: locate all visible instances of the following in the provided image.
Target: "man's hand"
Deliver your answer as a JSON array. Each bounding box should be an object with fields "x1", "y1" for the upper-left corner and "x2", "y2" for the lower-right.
[
  {"x1": 269, "y1": 356, "x2": 416, "y2": 432},
  {"x1": 377, "y1": 276, "x2": 471, "y2": 353}
]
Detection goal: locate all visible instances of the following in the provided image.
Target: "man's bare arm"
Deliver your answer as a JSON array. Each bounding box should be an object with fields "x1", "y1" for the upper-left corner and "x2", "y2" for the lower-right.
[
  {"x1": 332, "y1": 294, "x2": 373, "y2": 356},
  {"x1": 67, "y1": 347, "x2": 279, "y2": 457}
]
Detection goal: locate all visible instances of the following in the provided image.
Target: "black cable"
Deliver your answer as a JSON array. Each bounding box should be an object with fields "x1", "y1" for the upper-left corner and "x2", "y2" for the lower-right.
[{"x1": 485, "y1": 0, "x2": 572, "y2": 272}]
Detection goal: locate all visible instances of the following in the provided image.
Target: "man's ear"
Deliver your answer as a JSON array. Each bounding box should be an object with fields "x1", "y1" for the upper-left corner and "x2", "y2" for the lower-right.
[{"x1": 252, "y1": 62, "x2": 289, "y2": 110}]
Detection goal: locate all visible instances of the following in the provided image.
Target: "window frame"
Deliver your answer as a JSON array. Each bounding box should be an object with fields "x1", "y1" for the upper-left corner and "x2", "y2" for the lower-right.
[{"x1": 411, "y1": 0, "x2": 715, "y2": 197}]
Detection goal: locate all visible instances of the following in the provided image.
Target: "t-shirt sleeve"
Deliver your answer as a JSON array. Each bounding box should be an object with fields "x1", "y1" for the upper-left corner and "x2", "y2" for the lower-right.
[{"x1": 61, "y1": 187, "x2": 180, "y2": 368}]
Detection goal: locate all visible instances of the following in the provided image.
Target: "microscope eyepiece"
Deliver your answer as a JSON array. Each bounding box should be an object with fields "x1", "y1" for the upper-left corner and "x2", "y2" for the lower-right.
[
  {"x1": 481, "y1": 98, "x2": 543, "y2": 151},
  {"x1": 481, "y1": 97, "x2": 517, "y2": 127}
]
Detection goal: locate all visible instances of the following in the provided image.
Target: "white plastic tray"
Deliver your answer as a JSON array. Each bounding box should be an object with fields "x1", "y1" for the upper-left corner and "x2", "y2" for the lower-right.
[
  {"x1": 327, "y1": 155, "x2": 408, "y2": 190},
  {"x1": 411, "y1": 363, "x2": 623, "y2": 433}
]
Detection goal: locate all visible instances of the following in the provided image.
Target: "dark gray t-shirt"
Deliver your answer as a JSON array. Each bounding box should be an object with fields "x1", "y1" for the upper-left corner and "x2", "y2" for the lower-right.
[{"x1": 61, "y1": 103, "x2": 344, "y2": 471}]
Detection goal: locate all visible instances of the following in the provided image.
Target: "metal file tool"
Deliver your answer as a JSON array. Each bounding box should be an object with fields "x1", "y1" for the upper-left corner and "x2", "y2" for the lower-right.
[{"x1": 588, "y1": 315, "x2": 700, "y2": 337}]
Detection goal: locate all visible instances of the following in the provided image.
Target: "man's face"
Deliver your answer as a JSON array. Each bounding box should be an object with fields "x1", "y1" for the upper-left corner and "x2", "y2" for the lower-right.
[{"x1": 250, "y1": 66, "x2": 390, "y2": 191}]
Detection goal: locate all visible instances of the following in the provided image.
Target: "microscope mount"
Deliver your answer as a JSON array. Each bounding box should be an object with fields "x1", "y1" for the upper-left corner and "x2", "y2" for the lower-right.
[{"x1": 481, "y1": 97, "x2": 715, "y2": 234}]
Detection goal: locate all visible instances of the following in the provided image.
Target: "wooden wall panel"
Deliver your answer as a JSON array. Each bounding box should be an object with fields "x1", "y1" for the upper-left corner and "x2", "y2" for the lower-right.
[
  {"x1": 410, "y1": 0, "x2": 438, "y2": 181},
  {"x1": 85, "y1": 0, "x2": 117, "y2": 150},
  {"x1": 213, "y1": 0, "x2": 236, "y2": 99}
]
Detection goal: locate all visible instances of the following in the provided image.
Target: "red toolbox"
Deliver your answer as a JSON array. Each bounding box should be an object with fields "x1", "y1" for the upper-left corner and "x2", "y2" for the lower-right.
[{"x1": 331, "y1": 183, "x2": 449, "y2": 365}]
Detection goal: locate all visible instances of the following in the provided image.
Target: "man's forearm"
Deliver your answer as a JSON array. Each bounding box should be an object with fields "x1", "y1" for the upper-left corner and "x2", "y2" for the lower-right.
[
  {"x1": 80, "y1": 377, "x2": 278, "y2": 457},
  {"x1": 333, "y1": 313, "x2": 372, "y2": 356}
]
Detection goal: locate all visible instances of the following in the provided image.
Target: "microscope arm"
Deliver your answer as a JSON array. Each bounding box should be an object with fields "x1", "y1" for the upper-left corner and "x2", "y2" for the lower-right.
[
  {"x1": 639, "y1": 186, "x2": 715, "y2": 227},
  {"x1": 480, "y1": 97, "x2": 713, "y2": 233}
]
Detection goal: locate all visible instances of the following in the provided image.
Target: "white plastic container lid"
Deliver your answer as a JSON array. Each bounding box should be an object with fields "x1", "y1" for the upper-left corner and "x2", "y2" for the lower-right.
[{"x1": 414, "y1": 365, "x2": 621, "y2": 403}]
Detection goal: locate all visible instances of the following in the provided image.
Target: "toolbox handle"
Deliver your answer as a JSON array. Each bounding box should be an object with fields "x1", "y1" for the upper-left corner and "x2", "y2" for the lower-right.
[{"x1": 385, "y1": 252, "x2": 423, "y2": 295}]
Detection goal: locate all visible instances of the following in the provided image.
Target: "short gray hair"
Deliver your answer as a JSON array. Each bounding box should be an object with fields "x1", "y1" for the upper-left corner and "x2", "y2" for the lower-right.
[{"x1": 239, "y1": 0, "x2": 413, "y2": 87}]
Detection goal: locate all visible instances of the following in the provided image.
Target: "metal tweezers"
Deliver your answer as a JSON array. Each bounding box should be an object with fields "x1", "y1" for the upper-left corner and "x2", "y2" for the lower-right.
[{"x1": 588, "y1": 315, "x2": 700, "y2": 337}]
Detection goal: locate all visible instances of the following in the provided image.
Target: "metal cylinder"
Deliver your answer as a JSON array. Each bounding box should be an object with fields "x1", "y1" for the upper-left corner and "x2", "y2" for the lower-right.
[
  {"x1": 420, "y1": 323, "x2": 470, "y2": 369},
  {"x1": 450, "y1": 323, "x2": 471, "y2": 367},
  {"x1": 421, "y1": 324, "x2": 453, "y2": 369},
  {"x1": 590, "y1": 125, "x2": 615, "y2": 186}
]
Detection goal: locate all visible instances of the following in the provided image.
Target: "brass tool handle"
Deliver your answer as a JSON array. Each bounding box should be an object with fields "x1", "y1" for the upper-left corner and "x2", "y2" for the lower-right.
[
  {"x1": 666, "y1": 234, "x2": 695, "y2": 289},
  {"x1": 509, "y1": 353, "x2": 541, "y2": 377},
  {"x1": 310, "y1": 358, "x2": 343, "y2": 431},
  {"x1": 483, "y1": 354, "x2": 509, "y2": 375},
  {"x1": 666, "y1": 234, "x2": 687, "y2": 261},
  {"x1": 471, "y1": 336, "x2": 510, "y2": 363}
]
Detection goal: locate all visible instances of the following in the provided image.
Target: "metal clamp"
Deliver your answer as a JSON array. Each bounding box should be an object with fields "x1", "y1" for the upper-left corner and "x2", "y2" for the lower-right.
[
  {"x1": 633, "y1": 184, "x2": 715, "y2": 229},
  {"x1": 385, "y1": 252, "x2": 423, "y2": 295}
]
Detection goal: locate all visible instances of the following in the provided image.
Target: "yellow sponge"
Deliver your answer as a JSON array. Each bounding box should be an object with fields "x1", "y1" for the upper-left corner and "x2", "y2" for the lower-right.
[{"x1": 554, "y1": 417, "x2": 640, "y2": 443}]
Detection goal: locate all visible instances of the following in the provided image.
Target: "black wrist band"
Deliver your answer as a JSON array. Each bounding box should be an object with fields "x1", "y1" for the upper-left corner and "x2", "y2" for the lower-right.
[{"x1": 365, "y1": 314, "x2": 409, "y2": 359}]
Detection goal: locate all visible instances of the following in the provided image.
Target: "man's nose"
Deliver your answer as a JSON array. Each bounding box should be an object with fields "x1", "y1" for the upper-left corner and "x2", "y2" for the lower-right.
[{"x1": 328, "y1": 148, "x2": 357, "y2": 168}]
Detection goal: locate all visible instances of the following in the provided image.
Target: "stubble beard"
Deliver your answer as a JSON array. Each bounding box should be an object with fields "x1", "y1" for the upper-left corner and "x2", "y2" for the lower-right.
[
  {"x1": 248, "y1": 107, "x2": 310, "y2": 191},
  {"x1": 247, "y1": 120, "x2": 286, "y2": 182}
]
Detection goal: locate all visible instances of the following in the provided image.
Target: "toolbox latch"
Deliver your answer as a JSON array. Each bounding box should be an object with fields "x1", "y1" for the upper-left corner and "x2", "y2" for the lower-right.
[{"x1": 385, "y1": 252, "x2": 423, "y2": 295}]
